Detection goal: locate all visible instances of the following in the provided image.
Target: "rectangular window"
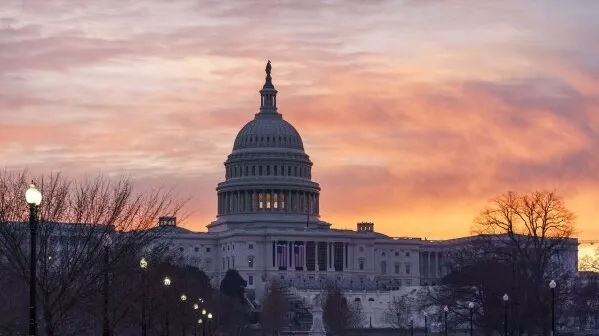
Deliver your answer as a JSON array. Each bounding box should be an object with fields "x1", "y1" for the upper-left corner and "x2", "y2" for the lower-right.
[
  {"x1": 317, "y1": 242, "x2": 327, "y2": 271},
  {"x1": 274, "y1": 193, "x2": 278, "y2": 209},
  {"x1": 252, "y1": 166, "x2": 256, "y2": 175},
  {"x1": 259, "y1": 166, "x2": 263, "y2": 176},
  {"x1": 259, "y1": 193, "x2": 264, "y2": 209},
  {"x1": 266, "y1": 193, "x2": 271, "y2": 209},
  {"x1": 359, "y1": 258, "x2": 364, "y2": 270},
  {"x1": 293, "y1": 242, "x2": 304, "y2": 270},
  {"x1": 288, "y1": 166, "x2": 291, "y2": 175},
  {"x1": 280, "y1": 193, "x2": 285, "y2": 209},
  {"x1": 334, "y1": 242, "x2": 344, "y2": 271},
  {"x1": 306, "y1": 241, "x2": 316, "y2": 271},
  {"x1": 248, "y1": 275, "x2": 254, "y2": 285},
  {"x1": 274, "y1": 165, "x2": 278, "y2": 176},
  {"x1": 206, "y1": 247, "x2": 211, "y2": 252},
  {"x1": 248, "y1": 244, "x2": 254, "y2": 250},
  {"x1": 406, "y1": 263, "x2": 411, "y2": 274},
  {"x1": 266, "y1": 166, "x2": 270, "y2": 175},
  {"x1": 395, "y1": 263, "x2": 400, "y2": 274},
  {"x1": 276, "y1": 242, "x2": 288, "y2": 270}
]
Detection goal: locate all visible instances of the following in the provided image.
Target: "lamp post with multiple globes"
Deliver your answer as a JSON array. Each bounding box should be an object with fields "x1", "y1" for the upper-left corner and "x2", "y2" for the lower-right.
[
  {"x1": 139, "y1": 257, "x2": 148, "y2": 336},
  {"x1": 549, "y1": 280, "x2": 557, "y2": 336},
  {"x1": 25, "y1": 183, "x2": 42, "y2": 336},
  {"x1": 503, "y1": 293, "x2": 509, "y2": 336}
]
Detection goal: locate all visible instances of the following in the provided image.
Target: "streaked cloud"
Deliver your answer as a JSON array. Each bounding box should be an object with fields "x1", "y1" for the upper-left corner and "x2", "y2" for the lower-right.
[{"x1": 1, "y1": 0, "x2": 598, "y2": 240}]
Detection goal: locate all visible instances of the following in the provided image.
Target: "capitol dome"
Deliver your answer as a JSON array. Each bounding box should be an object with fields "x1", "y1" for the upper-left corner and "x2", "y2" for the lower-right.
[
  {"x1": 233, "y1": 117, "x2": 304, "y2": 150},
  {"x1": 208, "y1": 61, "x2": 329, "y2": 232}
]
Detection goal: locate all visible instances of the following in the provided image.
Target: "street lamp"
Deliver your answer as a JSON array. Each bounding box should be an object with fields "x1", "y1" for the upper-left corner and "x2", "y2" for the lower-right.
[
  {"x1": 193, "y1": 303, "x2": 199, "y2": 310},
  {"x1": 207, "y1": 313, "x2": 213, "y2": 336},
  {"x1": 549, "y1": 280, "x2": 557, "y2": 336},
  {"x1": 468, "y1": 301, "x2": 474, "y2": 336},
  {"x1": 164, "y1": 276, "x2": 171, "y2": 336},
  {"x1": 396, "y1": 312, "x2": 400, "y2": 331},
  {"x1": 197, "y1": 319, "x2": 203, "y2": 336},
  {"x1": 503, "y1": 294, "x2": 509, "y2": 336},
  {"x1": 139, "y1": 257, "x2": 148, "y2": 336},
  {"x1": 201, "y1": 309, "x2": 206, "y2": 316},
  {"x1": 410, "y1": 319, "x2": 414, "y2": 336},
  {"x1": 102, "y1": 235, "x2": 112, "y2": 336},
  {"x1": 25, "y1": 183, "x2": 41, "y2": 336},
  {"x1": 180, "y1": 294, "x2": 188, "y2": 336},
  {"x1": 443, "y1": 305, "x2": 448, "y2": 336},
  {"x1": 423, "y1": 311, "x2": 428, "y2": 336}
]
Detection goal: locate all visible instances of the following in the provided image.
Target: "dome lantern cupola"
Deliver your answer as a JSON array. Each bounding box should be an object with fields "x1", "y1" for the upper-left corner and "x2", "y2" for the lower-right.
[{"x1": 258, "y1": 60, "x2": 280, "y2": 116}]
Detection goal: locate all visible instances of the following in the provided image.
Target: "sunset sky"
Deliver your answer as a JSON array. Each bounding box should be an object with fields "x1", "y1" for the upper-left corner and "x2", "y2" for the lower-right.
[{"x1": 2, "y1": 1, "x2": 599, "y2": 245}]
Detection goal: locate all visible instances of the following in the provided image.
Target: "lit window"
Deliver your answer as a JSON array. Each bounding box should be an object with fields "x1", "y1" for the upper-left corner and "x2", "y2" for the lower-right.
[
  {"x1": 259, "y1": 193, "x2": 264, "y2": 209},
  {"x1": 280, "y1": 193, "x2": 285, "y2": 209},
  {"x1": 273, "y1": 193, "x2": 278, "y2": 208},
  {"x1": 266, "y1": 193, "x2": 271, "y2": 209}
]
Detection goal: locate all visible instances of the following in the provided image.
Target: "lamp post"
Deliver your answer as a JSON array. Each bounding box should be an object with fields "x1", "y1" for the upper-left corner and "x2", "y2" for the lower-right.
[
  {"x1": 25, "y1": 183, "x2": 41, "y2": 336},
  {"x1": 164, "y1": 276, "x2": 172, "y2": 336},
  {"x1": 503, "y1": 294, "x2": 509, "y2": 336},
  {"x1": 180, "y1": 294, "x2": 187, "y2": 336},
  {"x1": 468, "y1": 301, "x2": 474, "y2": 336},
  {"x1": 102, "y1": 235, "x2": 112, "y2": 336},
  {"x1": 207, "y1": 313, "x2": 213, "y2": 336},
  {"x1": 423, "y1": 311, "x2": 428, "y2": 336},
  {"x1": 140, "y1": 257, "x2": 148, "y2": 336},
  {"x1": 201, "y1": 309, "x2": 206, "y2": 336},
  {"x1": 443, "y1": 305, "x2": 448, "y2": 336},
  {"x1": 396, "y1": 312, "x2": 400, "y2": 333},
  {"x1": 196, "y1": 319, "x2": 202, "y2": 336},
  {"x1": 549, "y1": 280, "x2": 556, "y2": 336},
  {"x1": 410, "y1": 319, "x2": 414, "y2": 336}
]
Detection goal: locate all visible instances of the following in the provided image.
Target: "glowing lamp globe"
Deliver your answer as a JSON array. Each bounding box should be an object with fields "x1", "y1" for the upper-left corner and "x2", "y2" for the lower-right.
[
  {"x1": 163, "y1": 277, "x2": 171, "y2": 286},
  {"x1": 140, "y1": 257, "x2": 148, "y2": 269},
  {"x1": 25, "y1": 184, "x2": 42, "y2": 206},
  {"x1": 549, "y1": 280, "x2": 556, "y2": 289}
]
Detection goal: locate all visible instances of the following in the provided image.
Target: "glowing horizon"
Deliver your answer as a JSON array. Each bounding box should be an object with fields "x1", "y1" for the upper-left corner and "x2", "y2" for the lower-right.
[{"x1": 1, "y1": 1, "x2": 598, "y2": 245}]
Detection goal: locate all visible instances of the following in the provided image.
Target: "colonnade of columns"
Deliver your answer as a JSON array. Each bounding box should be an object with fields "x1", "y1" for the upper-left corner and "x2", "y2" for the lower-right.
[
  {"x1": 218, "y1": 189, "x2": 319, "y2": 215},
  {"x1": 272, "y1": 240, "x2": 348, "y2": 272}
]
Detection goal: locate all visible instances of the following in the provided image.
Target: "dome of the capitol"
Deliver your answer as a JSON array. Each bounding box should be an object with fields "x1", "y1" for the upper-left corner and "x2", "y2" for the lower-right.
[{"x1": 233, "y1": 117, "x2": 304, "y2": 150}]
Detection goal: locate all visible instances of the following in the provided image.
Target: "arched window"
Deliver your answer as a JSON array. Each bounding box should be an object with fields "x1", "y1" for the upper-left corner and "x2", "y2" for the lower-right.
[
  {"x1": 288, "y1": 166, "x2": 291, "y2": 176},
  {"x1": 266, "y1": 165, "x2": 270, "y2": 175},
  {"x1": 245, "y1": 166, "x2": 249, "y2": 176}
]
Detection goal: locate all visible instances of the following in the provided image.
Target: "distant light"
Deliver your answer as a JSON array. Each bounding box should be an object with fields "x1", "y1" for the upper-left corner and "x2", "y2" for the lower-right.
[
  {"x1": 202, "y1": 309, "x2": 206, "y2": 315},
  {"x1": 25, "y1": 183, "x2": 42, "y2": 206},
  {"x1": 193, "y1": 303, "x2": 199, "y2": 310},
  {"x1": 208, "y1": 313, "x2": 213, "y2": 319},
  {"x1": 503, "y1": 293, "x2": 509, "y2": 302},
  {"x1": 163, "y1": 277, "x2": 171, "y2": 286},
  {"x1": 181, "y1": 294, "x2": 187, "y2": 302},
  {"x1": 468, "y1": 302, "x2": 474, "y2": 309},
  {"x1": 198, "y1": 319, "x2": 203, "y2": 324}
]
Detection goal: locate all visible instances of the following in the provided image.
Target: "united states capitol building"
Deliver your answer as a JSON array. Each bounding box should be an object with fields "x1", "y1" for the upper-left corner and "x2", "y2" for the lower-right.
[{"x1": 159, "y1": 63, "x2": 579, "y2": 322}]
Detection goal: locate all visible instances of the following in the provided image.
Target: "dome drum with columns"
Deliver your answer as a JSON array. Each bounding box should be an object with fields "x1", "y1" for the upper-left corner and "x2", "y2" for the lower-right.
[{"x1": 209, "y1": 61, "x2": 328, "y2": 232}]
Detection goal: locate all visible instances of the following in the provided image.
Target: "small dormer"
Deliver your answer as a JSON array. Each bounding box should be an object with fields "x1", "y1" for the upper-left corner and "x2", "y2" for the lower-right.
[
  {"x1": 357, "y1": 222, "x2": 374, "y2": 233},
  {"x1": 159, "y1": 216, "x2": 177, "y2": 227}
]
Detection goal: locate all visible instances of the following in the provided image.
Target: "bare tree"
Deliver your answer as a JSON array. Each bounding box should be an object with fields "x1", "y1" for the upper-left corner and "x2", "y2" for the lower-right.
[
  {"x1": 432, "y1": 190, "x2": 576, "y2": 334},
  {"x1": 260, "y1": 280, "x2": 290, "y2": 335},
  {"x1": 0, "y1": 171, "x2": 186, "y2": 336},
  {"x1": 323, "y1": 284, "x2": 364, "y2": 335},
  {"x1": 383, "y1": 294, "x2": 413, "y2": 328}
]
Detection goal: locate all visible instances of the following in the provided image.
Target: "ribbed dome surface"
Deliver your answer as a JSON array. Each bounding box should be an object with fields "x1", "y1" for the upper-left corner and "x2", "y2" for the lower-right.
[{"x1": 233, "y1": 115, "x2": 304, "y2": 150}]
